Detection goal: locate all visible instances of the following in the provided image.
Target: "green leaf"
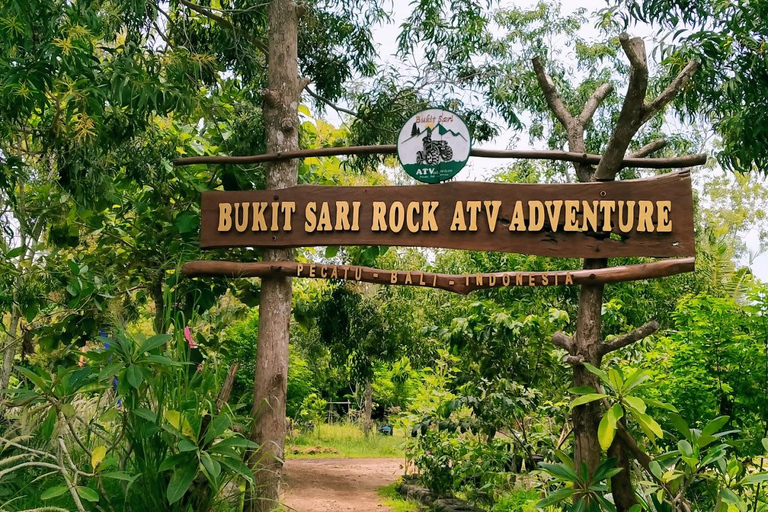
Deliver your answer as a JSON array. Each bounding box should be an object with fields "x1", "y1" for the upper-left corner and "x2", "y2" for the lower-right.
[
  {"x1": 102, "y1": 471, "x2": 138, "y2": 482},
  {"x1": 76, "y1": 486, "x2": 99, "y2": 502},
  {"x1": 167, "y1": 465, "x2": 197, "y2": 504},
  {"x1": 678, "y1": 440, "x2": 694, "y2": 457},
  {"x1": 160, "y1": 453, "x2": 193, "y2": 472},
  {"x1": 126, "y1": 364, "x2": 143, "y2": 389},
  {"x1": 570, "y1": 394, "x2": 608, "y2": 409},
  {"x1": 6, "y1": 246, "x2": 23, "y2": 259},
  {"x1": 741, "y1": 473, "x2": 768, "y2": 485},
  {"x1": 762, "y1": 438, "x2": 768, "y2": 453},
  {"x1": 200, "y1": 451, "x2": 221, "y2": 479},
  {"x1": 598, "y1": 404, "x2": 624, "y2": 451},
  {"x1": 622, "y1": 368, "x2": 650, "y2": 393},
  {"x1": 594, "y1": 457, "x2": 622, "y2": 482},
  {"x1": 132, "y1": 407, "x2": 157, "y2": 423},
  {"x1": 209, "y1": 436, "x2": 258, "y2": 453},
  {"x1": 719, "y1": 488, "x2": 741, "y2": 505},
  {"x1": 139, "y1": 334, "x2": 172, "y2": 353},
  {"x1": 165, "y1": 410, "x2": 196, "y2": 439},
  {"x1": 41, "y1": 486, "x2": 69, "y2": 500},
  {"x1": 534, "y1": 488, "x2": 577, "y2": 508},
  {"x1": 624, "y1": 396, "x2": 646, "y2": 414},
  {"x1": 670, "y1": 414, "x2": 691, "y2": 439},
  {"x1": 702, "y1": 416, "x2": 730, "y2": 437},
  {"x1": 218, "y1": 456, "x2": 256, "y2": 484},
  {"x1": 143, "y1": 354, "x2": 180, "y2": 366},
  {"x1": 643, "y1": 397, "x2": 677, "y2": 412},
  {"x1": 324, "y1": 246, "x2": 339, "y2": 258},
  {"x1": 91, "y1": 445, "x2": 107, "y2": 470},
  {"x1": 15, "y1": 366, "x2": 49, "y2": 391},
  {"x1": 179, "y1": 439, "x2": 197, "y2": 452},
  {"x1": 97, "y1": 362, "x2": 124, "y2": 381},
  {"x1": 61, "y1": 403, "x2": 76, "y2": 418},
  {"x1": 582, "y1": 362, "x2": 608, "y2": 382},
  {"x1": 538, "y1": 462, "x2": 578, "y2": 482},
  {"x1": 175, "y1": 211, "x2": 199, "y2": 234},
  {"x1": 40, "y1": 407, "x2": 57, "y2": 441},
  {"x1": 204, "y1": 414, "x2": 232, "y2": 445},
  {"x1": 633, "y1": 410, "x2": 663, "y2": 440}
]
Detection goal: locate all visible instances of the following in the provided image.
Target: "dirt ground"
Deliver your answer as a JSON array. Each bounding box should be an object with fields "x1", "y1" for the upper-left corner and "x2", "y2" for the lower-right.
[{"x1": 282, "y1": 458, "x2": 404, "y2": 512}]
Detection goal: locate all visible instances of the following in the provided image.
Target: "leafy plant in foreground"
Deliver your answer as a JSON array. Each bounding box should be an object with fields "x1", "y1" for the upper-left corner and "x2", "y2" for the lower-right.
[{"x1": 536, "y1": 454, "x2": 622, "y2": 511}]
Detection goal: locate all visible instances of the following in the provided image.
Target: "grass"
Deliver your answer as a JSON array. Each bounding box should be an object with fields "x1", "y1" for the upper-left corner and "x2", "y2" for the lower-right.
[
  {"x1": 378, "y1": 482, "x2": 423, "y2": 512},
  {"x1": 286, "y1": 422, "x2": 407, "y2": 459}
]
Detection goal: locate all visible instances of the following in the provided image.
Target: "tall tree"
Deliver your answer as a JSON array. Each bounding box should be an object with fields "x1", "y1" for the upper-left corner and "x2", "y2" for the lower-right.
[
  {"x1": 537, "y1": 35, "x2": 697, "y2": 511},
  {"x1": 246, "y1": 1, "x2": 299, "y2": 510}
]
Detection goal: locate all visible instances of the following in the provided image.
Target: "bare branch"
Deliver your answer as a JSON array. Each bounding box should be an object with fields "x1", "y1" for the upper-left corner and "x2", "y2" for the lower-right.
[
  {"x1": 552, "y1": 332, "x2": 574, "y2": 353},
  {"x1": 595, "y1": 33, "x2": 649, "y2": 181},
  {"x1": 532, "y1": 57, "x2": 575, "y2": 131},
  {"x1": 599, "y1": 320, "x2": 659, "y2": 355},
  {"x1": 629, "y1": 139, "x2": 667, "y2": 158},
  {"x1": 564, "y1": 355, "x2": 585, "y2": 365},
  {"x1": 577, "y1": 83, "x2": 614, "y2": 126},
  {"x1": 641, "y1": 60, "x2": 700, "y2": 124},
  {"x1": 305, "y1": 86, "x2": 358, "y2": 117}
]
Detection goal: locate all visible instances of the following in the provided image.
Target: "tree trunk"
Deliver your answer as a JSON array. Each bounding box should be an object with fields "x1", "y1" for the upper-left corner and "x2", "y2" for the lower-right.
[
  {"x1": 247, "y1": 1, "x2": 300, "y2": 510},
  {"x1": 0, "y1": 308, "x2": 21, "y2": 415},
  {"x1": 609, "y1": 416, "x2": 637, "y2": 512},
  {"x1": 151, "y1": 269, "x2": 166, "y2": 334},
  {"x1": 571, "y1": 258, "x2": 606, "y2": 475},
  {"x1": 363, "y1": 379, "x2": 373, "y2": 436}
]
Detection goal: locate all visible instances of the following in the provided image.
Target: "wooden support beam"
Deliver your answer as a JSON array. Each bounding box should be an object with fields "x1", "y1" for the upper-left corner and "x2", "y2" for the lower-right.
[
  {"x1": 182, "y1": 257, "x2": 695, "y2": 295},
  {"x1": 172, "y1": 145, "x2": 706, "y2": 169}
]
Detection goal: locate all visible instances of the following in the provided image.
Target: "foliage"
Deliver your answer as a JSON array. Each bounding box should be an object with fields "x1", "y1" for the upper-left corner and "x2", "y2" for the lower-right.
[
  {"x1": 536, "y1": 455, "x2": 623, "y2": 511},
  {"x1": 603, "y1": 0, "x2": 768, "y2": 173},
  {"x1": 2, "y1": 326, "x2": 256, "y2": 511}
]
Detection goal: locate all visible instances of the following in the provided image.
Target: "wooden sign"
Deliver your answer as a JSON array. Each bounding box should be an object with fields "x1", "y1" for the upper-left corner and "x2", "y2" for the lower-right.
[{"x1": 200, "y1": 170, "x2": 694, "y2": 259}]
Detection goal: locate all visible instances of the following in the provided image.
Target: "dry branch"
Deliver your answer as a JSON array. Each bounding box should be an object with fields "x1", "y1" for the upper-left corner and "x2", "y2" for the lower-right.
[
  {"x1": 173, "y1": 145, "x2": 706, "y2": 168},
  {"x1": 552, "y1": 332, "x2": 574, "y2": 353},
  {"x1": 594, "y1": 34, "x2": 699, "y2": 181},
  {"x1": 629, "y1": 139, "x2": 667, "y2": 158},
  {"x1": 599, "y1": 320, "x2": 660, "y2": 355},
  {"x1": 182, "y1": 258, "x2": 695, "y2": 295}
]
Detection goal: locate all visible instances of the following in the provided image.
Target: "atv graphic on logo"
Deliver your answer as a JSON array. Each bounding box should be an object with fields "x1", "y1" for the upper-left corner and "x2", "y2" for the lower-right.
[{"x1": 397, "y1": 109, "x2": 471, "y2": 184}]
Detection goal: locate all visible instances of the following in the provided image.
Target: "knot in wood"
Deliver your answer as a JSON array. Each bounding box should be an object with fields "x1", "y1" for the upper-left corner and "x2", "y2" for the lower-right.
[{"x1": 280, "y1": 117, "x2": 295, "y2": 133}]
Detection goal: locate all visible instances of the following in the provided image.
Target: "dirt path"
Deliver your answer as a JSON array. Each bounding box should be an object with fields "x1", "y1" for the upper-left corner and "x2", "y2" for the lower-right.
[{"x1": 282, "y1": 458, "x2": 404, "y2": 512}]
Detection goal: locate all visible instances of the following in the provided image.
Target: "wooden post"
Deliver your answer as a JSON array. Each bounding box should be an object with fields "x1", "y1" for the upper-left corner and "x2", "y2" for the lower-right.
[{"x1": 246, "y1": 1, "x2": 300, "y2": 510}]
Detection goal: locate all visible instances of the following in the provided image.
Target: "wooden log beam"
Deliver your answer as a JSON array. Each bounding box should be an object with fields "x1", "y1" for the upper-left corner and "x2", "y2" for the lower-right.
[
  {"x1": 172, "y1": 145, "x2": 707, "y2": 169},
  {"x1": 182, "y1": 257, "x2": 695, "y2": 295}
]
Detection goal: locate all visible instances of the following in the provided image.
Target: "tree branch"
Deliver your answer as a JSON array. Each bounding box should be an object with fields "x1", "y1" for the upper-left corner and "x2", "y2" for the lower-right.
[
  {"x1": 595, "y1": 33, "x2": 649, "y2": 181},
  {"x1": 599, "y1": 320, "x2": 659, "y2": 355},
  {"x1": 177, "y1": 0, "x2": 269, "y2": 55},
  {"x1": 305, "y1": 86, "x2": 358, "y2": 117},
  {"x1": 532, "y1": 57, "x2": 576, "y2": 131},
  {"x1": 629, "y1": 139, "x2": 667, "y2": 158},
  {"x1": 642, "y1": 60, "x2": 700, "y2": 124},
  {"x1": 552, "y1": 332, "x2": 574, "y2": 353},
  {"x1": 577, "y1": 83, "x2": 614, "y2": 126}
]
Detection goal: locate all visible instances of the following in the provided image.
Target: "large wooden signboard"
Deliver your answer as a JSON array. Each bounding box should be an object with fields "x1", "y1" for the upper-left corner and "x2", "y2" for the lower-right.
[{"x1": 200, "y1": 171, "x2": 694, "y2": 259}]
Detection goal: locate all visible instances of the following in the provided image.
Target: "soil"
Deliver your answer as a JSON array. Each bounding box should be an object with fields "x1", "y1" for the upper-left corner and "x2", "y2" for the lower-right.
[{"x1": 282, "y1": 458, "x2": 404, "y2": 512}]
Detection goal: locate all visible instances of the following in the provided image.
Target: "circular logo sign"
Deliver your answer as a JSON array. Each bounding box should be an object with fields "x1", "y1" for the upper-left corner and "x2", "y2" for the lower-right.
[{"x1": 397, "y1": 109, "x2": 472, "y2": 184}]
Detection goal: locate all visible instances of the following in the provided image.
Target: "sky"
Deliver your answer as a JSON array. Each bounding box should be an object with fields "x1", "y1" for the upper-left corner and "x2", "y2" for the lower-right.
[{"x1": 355, "y1": 0, "x2": 768, "y2": 281}]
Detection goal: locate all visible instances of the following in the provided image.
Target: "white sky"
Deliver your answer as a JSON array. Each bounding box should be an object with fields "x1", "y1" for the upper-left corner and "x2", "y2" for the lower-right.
[{"x1": 353, "y1": 0, "x2": 768, "y2": 281}]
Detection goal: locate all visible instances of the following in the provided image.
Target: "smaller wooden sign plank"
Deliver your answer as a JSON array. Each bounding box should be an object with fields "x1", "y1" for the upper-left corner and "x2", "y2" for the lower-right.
[
  {"x1": 200, "y1": 171, "x2": 694, "y2": 259},
  {"x1": 182, "y1": 257, "x2": 695, "y2": 295}
]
